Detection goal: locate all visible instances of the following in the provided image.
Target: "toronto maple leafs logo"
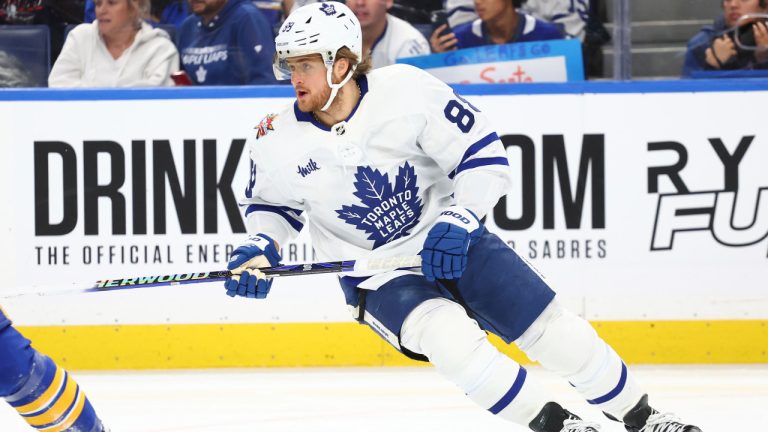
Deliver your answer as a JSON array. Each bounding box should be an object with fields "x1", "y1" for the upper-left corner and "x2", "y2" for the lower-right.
[
  {"x1": 336, "y1": 162, "x2": 423, "y2": 249},
  {"x1": 195, "y1": 65, "x2": 207, "y2": 83},
  {"x1": 255, "y1": 113, "x2": 277, "y2": 140},
  {"x1": 319, "y1": 2, "x2": 336, "y2": 16}
]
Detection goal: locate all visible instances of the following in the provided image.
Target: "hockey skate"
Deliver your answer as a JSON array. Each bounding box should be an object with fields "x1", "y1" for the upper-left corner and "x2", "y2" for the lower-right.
[
  {"x1": 622, "y1": 395, "x2": 701, "y2": 432},
  {"x1": 562, "y1": 418, "x2": 602, "y2": 432},
  {"x1": 529, "y1": 402, "x2": 601, "y2": 432}
]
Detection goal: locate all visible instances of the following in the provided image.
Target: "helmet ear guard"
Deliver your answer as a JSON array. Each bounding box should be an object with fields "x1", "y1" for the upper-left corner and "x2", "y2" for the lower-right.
[{"x1": 274, "y1": 2, "x2": 363, "y2": 111}]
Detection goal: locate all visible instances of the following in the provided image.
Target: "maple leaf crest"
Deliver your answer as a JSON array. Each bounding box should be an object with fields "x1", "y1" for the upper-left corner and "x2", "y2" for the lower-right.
[
  {"x1": 336, "y1": 162, "x2": 423, "y2": 249},
  {"x1": 319, "y1": 2, "x2": 336, "y2": 16}
]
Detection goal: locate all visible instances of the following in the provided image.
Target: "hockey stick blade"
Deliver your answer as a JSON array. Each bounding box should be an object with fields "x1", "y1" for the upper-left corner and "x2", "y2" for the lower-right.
[{"x1": 86, "y1": 255, "x2": 422, "y2": 294}]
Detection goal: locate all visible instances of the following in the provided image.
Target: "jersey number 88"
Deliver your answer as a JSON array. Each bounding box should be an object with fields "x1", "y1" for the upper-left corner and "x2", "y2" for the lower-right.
[{"x1": 443, "y1": 93, "x2": 480, "y2": 133}]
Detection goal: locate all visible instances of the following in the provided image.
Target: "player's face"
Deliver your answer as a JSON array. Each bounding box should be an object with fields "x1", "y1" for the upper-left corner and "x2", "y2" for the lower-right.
[
  {"x1": 474, "y1": 0, "x2": 512, "y2": 21},
  {"x1": 723, "y1": 0, "x2": 766, "y2": 27},
  {"x1": 287, "y1": 55, "x2": 331, "y2": 112},
  {"x1": 346, "y1": 0, "x2": 392, "y2": 28},
  {"x1": 95, "y1": 0, "x2": 137, "y2": 37},
  {"x1": 188, "y1": 0, "x2": 227, "y2": 17}
]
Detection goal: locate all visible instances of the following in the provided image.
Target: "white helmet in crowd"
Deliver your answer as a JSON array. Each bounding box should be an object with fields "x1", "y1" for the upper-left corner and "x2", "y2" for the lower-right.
[{"x1": 274, "y1": 2, "x2": 363, "y2": 111}]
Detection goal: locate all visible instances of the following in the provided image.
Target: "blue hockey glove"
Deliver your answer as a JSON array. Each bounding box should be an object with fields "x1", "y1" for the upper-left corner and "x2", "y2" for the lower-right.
[
  {"x1": 421, "y1": 206, "x2": 482, "y2": 281},
  {"x1": 225, "y1": 234, "x2": 281, "y2": 299}
]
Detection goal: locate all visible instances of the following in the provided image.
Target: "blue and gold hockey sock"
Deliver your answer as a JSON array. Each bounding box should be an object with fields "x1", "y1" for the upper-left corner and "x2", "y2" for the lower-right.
[{"x1": 1, "y1": 311, "x2": 104, "y2": 431}]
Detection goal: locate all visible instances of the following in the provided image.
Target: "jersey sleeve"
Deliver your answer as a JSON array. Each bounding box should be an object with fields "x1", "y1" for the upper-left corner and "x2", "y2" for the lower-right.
[
  {"x1": 410, "y1": 66, "x2": 510, "y2": 182},
  {"x1": 410, "y1": 66, "x2": 511, "y2": 214},
  {"x1": 241, "y1": 141, "x2": 306, "y2": 248}
]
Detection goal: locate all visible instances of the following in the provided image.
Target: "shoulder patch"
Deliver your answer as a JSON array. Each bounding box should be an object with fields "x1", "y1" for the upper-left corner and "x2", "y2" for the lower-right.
[{"x1": 255, "y1": 113, "x2": 278, "y2": 140}]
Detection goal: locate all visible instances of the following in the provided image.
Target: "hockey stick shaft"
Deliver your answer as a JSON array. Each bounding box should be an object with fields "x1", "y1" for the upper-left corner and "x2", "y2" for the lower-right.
[{"x1": 87, "y1": 255, "x2": 422, "y2": 293}]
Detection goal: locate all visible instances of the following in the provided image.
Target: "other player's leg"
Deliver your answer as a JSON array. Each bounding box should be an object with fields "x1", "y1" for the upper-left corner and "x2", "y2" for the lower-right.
[{"x1": 0, "y1": 307, "x2": 107, "y2": 432}]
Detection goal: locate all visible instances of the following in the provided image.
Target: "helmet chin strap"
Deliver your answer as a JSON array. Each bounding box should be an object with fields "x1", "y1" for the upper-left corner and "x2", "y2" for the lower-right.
[{"x1": 320, "y1": 63, "x2": 358, "y2": 112}]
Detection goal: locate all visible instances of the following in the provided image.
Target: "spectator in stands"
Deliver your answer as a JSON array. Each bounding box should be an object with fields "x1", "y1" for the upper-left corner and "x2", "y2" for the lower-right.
[
  {"x1": 346, "y1": 0, "x2": 431, "y2": 68},
  {"x1": 86, "y1": 0, "x2": 188, "y2": 27},
  {"x1": 49, "y1": 0, "x2": 180, "y2": 87},
  {"x1": 442, "y1": 0, "x2": 478, "y2": 27},
  {"x1": 683, "y1": 0, "x2": 768, "y2": 76},
  {"x1": 430, "y1": 0, "x2": 563, "y2": 53},
  {"x1": 176, "y1": 0, "x2": 277, "y2": 85},
  {"x1": 86, "y1": 0, "x2": 189, "y2": 27},
  {"x1": 524, "y1": 0, "x2": 589, "y2": 40},
  {"x1": 436, "y1": 0, "x2": 607, "y2": 78},
  {"x1": 524, "y1": 0, "x2": 610, "y2": 78},
  {"x1": 436, "y1": 0, "x2": 595, "y2": 37}
]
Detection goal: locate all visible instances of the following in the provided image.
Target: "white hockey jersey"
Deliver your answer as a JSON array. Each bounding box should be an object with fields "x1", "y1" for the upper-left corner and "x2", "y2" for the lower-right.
[
  {"x1": 523, "y1": 0, "x2": 590, "y2": 41},
  {"x1": 370, "y1": 14, "x2": 431, "y2": 69},
  {"x1": 243, "y1": 64, "x2": 510, "y2": 287}
]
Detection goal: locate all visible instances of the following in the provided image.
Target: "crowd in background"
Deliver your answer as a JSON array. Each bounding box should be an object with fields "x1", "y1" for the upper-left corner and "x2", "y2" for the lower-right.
[
  {"x1": 0, "y1": 0, "x2": 767, "y2": 87},
  {"x1": 683, "y1": 0, "x2": 768, "y2": 76}
]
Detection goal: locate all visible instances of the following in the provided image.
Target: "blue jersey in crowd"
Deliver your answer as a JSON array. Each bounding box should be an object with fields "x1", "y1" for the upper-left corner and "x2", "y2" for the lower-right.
[
  {"x1": 177, "y1": 0, "x2": 277, "y2": 85},
  {"x1": 453, "y1": 13, "x2": 564, "y2": 49},
  {"x1": 682, "y1": 15, "x2": 730, "y2": 77}
]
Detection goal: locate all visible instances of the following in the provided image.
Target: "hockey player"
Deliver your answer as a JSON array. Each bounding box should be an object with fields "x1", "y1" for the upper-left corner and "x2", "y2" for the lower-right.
[
  {"x1": 224, "y1": 3, "x2": 702, "y2": 431},
  {"x1": 0, "y1": 306, "x2": 108, "y2": 432}
]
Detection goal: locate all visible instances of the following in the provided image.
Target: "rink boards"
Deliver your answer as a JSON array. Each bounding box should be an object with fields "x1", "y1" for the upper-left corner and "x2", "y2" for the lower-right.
[{"x1": 0, "y1": 80, "x2": 767, "y2": 368}]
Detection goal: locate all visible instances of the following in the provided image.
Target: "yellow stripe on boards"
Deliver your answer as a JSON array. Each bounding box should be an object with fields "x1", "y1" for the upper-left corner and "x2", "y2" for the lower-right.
[
  {"x1": 17, "y1": 320, "x2": 768, "y2": 370},
  {"x1": 15, "y1": 367, "x2": 65, "y2": 415},
  {"x1": 592, "y1": 320, "x2": 768, "y2": 363},
  {"x1": 26, "y1": 374, "x2": 78, "y2": 427}
]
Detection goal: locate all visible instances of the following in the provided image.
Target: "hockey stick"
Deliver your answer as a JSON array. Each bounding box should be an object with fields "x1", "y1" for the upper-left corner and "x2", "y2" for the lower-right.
[
  {"x1": 90, "y1": 255, "x2": 422, "y2": 292},
  {"x1": 0, "y1": 256, "x2": 422, "y2": 299}
]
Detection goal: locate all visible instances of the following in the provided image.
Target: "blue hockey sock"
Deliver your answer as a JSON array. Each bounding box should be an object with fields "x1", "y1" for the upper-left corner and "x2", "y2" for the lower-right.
[{"x1": 1, "y1": 314, "x2": 104, "y2": 431}]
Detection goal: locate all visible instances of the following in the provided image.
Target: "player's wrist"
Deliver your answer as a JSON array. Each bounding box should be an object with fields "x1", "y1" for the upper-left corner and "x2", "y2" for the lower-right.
[
  {"x1": 231, "y1": 233, "x2": 282, "y2": 268},
  {"x1": 435, "y1": 206, "x2": 481, "y2": 233}
]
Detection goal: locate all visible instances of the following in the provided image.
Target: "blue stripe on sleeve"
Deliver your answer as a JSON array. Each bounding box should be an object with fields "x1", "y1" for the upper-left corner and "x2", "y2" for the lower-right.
[
  {"x1": 245, "y1": 204, "x2": 304, "y2": 232},
  {"x1": 456, "y1": 132, "x2": 501, "y2": 168},
  {"x1": 449, "y1": 156, "x2": 509, "y2": 179},
  {"x1": 587, "y1": 363, "x2": 628, "y2": 405},
  {"x1": 488, "y1": 366, "x2": 527, "y2": 415}
]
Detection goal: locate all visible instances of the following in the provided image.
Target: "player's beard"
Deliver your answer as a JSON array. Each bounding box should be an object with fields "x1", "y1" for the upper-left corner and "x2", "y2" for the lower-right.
[{"x1": 297, "y1": 84, "x2": 333, "y2": 113}]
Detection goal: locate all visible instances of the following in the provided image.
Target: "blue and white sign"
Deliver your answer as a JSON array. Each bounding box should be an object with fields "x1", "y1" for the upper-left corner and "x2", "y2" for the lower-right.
[{"x1": 398, "y1": 39, "x2": 584, "y2": 84}]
